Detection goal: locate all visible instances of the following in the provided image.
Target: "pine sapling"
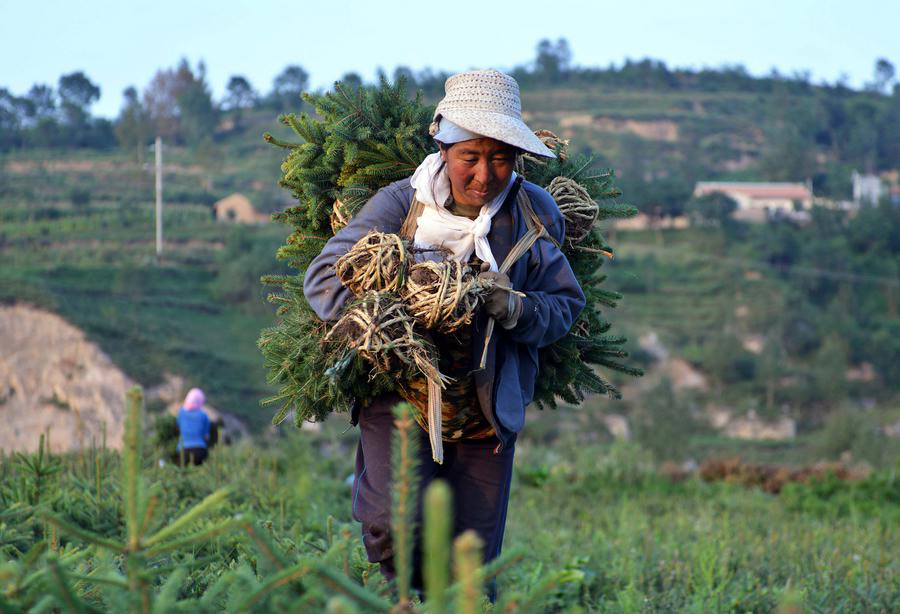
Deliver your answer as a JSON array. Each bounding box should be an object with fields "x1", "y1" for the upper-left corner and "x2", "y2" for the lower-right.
[
  {"x1": 453, "y1": 531, "x2": 483, "y2": 614},
  {"x1": 423, "y1": 480, "x2": 451, "y2": 613},
  {"x1": 391, "y1": 402, "x2": 420, "y2": 607}
]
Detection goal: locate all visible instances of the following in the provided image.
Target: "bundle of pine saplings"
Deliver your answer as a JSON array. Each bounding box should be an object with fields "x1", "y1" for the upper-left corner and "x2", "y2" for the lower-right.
[{"x1": 259, "y1": 76, "x2": 641, "y2": 428}]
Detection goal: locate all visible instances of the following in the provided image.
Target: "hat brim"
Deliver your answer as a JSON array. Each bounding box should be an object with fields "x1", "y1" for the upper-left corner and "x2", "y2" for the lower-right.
[{"x1": 438, "y1": 110, "x2": 556, "y2": 159}]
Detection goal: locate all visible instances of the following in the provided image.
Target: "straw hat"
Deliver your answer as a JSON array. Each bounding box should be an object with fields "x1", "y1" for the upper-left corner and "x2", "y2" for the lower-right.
[{"x1": 430, "y1": 69, "x2": 555, "y2": 158}]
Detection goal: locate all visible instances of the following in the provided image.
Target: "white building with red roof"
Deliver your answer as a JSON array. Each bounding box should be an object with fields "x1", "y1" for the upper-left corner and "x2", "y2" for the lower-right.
[{"x1": 693, "y1": 181, "x2": 813, "y2": 222}]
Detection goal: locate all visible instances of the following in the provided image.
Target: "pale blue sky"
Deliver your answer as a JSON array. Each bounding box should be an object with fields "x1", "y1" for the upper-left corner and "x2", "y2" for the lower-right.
[{"x1": 2, "y1": 0, "x2": 897, "y2": 118}]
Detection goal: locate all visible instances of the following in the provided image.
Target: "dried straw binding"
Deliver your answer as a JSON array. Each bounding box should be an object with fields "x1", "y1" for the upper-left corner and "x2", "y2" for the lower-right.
[
  {"x1": 547, "y1": 176, "x2": 599, "y2": 249},
  {"x1": 330, "y1": 199, "x2": 351, "y2": 234},
  {"x1": 323, "y1": 292, "x2": 449, "y2": 387},
  {"x1": 335, "y1": 231, "x2": 410, "y2": 295},
  {"x1": 517, "y1": 129, "x2": 570, "y2": 176},
  {"x1": 402, "y1": 260, "x2": 482, "y2": 333}
]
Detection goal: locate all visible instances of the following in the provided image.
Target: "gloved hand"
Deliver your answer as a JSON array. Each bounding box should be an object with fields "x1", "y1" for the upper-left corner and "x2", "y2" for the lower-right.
[{"x1": 477, "y1": 262, "x2": 524, "y2": 330}]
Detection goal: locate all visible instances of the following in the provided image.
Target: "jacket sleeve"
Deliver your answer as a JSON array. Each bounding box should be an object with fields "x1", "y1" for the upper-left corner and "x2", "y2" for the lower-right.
[
  {"x1": 505, "y1": 189, "x2": 586, "y2": 348},
  {"x1": 303, "y1": 182, "x2": 411, "y2": 321}
]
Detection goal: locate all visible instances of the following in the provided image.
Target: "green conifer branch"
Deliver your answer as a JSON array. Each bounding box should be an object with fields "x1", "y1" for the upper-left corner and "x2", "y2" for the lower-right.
[
  {"x1": 391, "y1": 402, "x2": 420, "y2": 607},
  {"x1": 41, "y1": 514, "x2": 125, "y2": 553},
  {"x1": 424, "y1": 480, "x2": 451, "y2": 613},
  {"x1": 232, "y1": 560, "x2": 314, "y2": 612},
  {"x1": 45, "y1": 555, "x2": 95, "y2": 614},
  {"x1": 123, "y1": 386, "x2": 143, "y2": 551},
  {"x1": 308, "y1": 565, "x2": 392, "y2": 613},
  {"x1": 453, "y1": 531, "x2": 483, "y2": 614},
  {"x1": 240, "y1": 519, "x2": 289, "y2": 571},
  {"x1": 142, "y1": 488, "x2": 231, "y2": 548},
  {"x1": 325, "y1": 596, "x2": 360, "y2": 614},
  {"x1": 142, "y1": 517, "x2": 243, "y2": 557}
]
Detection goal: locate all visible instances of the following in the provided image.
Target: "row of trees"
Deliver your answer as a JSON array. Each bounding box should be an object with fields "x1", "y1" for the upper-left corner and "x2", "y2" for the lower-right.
[
  {"x1": 1, "y1": 43, "x2": 897, "y2": 206},
  {"x1": 0, "y1": 71, "x2": 114, "y2": 149},
  {"x1": 0, "y1": 60, "x2": 313, "y2": 153}
]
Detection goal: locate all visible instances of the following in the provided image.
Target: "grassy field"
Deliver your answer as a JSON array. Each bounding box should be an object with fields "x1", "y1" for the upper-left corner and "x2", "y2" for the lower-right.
[{"x1": 1, "y1": 394, "x2": 896, "y2": 611}]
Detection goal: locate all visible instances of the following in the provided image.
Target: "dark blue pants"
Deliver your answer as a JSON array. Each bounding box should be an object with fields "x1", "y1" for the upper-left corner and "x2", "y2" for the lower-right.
[{"x1": 352, "y1": 393, "x2": 515, "y2": 592}]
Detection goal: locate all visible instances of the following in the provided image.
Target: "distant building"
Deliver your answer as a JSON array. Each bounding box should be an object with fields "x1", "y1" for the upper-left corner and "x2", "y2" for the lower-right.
[
  {"x1": 693, "y1": 181, "x2": 813, "y2": 222},
  {"x1": 213, "y1": 193, "x2": 269, "y2": 224},
  {"x1": 852, "y1": 171, "x2": 883, "y2": 206},
  {"x1": 612, "y1": 213, "x2": 689, "y2": 230}
]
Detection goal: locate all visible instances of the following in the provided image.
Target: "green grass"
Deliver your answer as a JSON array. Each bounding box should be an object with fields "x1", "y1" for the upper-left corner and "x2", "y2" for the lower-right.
[
  {"x1": 1, "y1": 419, "x2": 896, "y2": 611},
  {"x1": 510, "y1": 441, "x2": 898, "y2": 611}
]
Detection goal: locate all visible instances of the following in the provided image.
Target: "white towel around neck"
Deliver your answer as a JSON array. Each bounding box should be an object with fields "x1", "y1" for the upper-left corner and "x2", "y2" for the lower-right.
[{"x1": 409, "y1": 152, "x2": 516, "y2": 272}]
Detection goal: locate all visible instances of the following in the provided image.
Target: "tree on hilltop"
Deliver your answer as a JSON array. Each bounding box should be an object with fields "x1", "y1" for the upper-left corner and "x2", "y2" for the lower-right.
[
  {"x1": 224, "y1": 75, "x2": 257, "y2": 130},
  {"x1": 535, "y1": 38, "x2": 572, "y2": 83},
  {"x1": 58, "y1": 71, "x2": 100, "y2": 127},
  {"x1": 115, "y1": 86, "x2": 151, "y2": 163},
  {"x1": 142, "y1": 58, "x2": 217, "y2": 145},
  {"x1": 869, "y1": 58, "x2": 896, "y2": 94},
  {"x1": 270, "y1": 65, "x2": 309, "y2": 111},
  {"x1": 23, "y1": 84, "x2": 55, "y2": 125}
]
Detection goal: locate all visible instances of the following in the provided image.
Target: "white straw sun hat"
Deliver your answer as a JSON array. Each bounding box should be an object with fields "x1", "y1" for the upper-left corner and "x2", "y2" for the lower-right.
[{"x1": 430, "y1": 69, "x2": 555, "y2": 158}]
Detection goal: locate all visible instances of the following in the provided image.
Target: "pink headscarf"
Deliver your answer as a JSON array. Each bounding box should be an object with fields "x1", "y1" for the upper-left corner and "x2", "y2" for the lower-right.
[{"x1": 183, "y1": 388, "x2": 205, "y2": 411}]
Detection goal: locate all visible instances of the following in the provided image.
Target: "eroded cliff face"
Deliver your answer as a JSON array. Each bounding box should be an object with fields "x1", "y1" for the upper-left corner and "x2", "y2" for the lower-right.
[{"x1": 0, "y1": 304, "x2": 131, "y2": 453}]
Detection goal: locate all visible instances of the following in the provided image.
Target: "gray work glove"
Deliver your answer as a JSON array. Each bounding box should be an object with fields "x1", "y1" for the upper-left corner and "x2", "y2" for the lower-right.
[{"x1": 477, "y1": 262, "x2": 524, "y2": 330}]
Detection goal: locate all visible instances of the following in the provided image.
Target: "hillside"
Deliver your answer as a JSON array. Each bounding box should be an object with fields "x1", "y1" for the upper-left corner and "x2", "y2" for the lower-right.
[{"x1": 1, "y1": 73, "x2": 898, "y2": 467}]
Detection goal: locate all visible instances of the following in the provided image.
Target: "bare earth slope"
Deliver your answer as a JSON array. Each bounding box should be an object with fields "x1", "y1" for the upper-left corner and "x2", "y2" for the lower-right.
[{"x1": 0, "y1": 304, "x2": 131, "y2": 453}]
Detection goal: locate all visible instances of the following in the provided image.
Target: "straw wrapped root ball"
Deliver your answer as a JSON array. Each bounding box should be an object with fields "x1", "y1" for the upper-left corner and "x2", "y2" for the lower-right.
[
  {"x1": 547, "y1": 176, "x2": 599, "y2": 249},
  {"x1": 534, "y1": 129, "x2": 569, "y2": 160},
  {"x1": 323, "y1": 292, "x2": 449, "y2": 387},
  {"x1": 520, "y1": 130, "x2": 570, "y2": 171},
  {"x1": 330, "y1": 199, "x2": 352, "y2": 234},
  {"x1": 335, "y1": 231, "x2": 411, "y2": 295},
  {"x1": 402, "y1": 260, "x2": 481, "y2": 333}
]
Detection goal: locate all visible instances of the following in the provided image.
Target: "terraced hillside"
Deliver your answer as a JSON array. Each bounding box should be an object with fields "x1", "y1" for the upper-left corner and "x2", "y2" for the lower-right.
[{"x1": 1, "y1": 78, "x2": 897, "y2": 463}]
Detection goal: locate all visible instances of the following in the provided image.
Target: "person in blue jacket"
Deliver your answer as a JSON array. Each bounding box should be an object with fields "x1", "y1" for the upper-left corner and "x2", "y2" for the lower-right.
[
  {"x1": 176, "y1": 387, "x2": 211, "y2": 466},
  {"x1": 303, "y1": 69, "x2": 585, "y2": 594}
]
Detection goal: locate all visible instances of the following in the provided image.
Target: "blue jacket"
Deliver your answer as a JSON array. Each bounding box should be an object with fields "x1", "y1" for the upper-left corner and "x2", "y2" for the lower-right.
[
  {"x1": 177, "y1": 407, "x2": 210, "y2": 450},
  {"x1": 303, "y1": 177, "x2": 585, "y2": 448}
]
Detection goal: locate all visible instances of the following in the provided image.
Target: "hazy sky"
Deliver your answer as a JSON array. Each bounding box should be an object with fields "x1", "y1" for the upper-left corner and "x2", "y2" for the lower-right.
[{"x1": 2, "y1": 0, "x2": 897, "y2": 118}]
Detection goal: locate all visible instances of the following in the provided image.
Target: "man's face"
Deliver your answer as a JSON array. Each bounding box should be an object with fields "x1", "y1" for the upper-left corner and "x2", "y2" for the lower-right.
[{"x1": 441, "y1": 138, "x2": 517, "y2": 207}]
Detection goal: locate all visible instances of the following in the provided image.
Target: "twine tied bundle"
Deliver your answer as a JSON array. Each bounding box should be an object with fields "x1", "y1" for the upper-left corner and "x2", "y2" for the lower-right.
[
  {"x1": 324, "y1": 293, "x2": 449, "y2": 462},
  {"x1": 330, "y1": 199, "x2": 351, "y2": 234},
  {"x1": 332, "y1": 232, "x2": 469, "y2": 463},
  {"x1": 323, "y1": 292, "x2": 449, "y2": 389},
  {"x1": 334, "y1": 231, "x2": 410, "y2": 295},
  {"x1": 402, "y1": 260, "x2": 481, "y2": 333},
  {"x1": 517, "y1": 129, "x2": 570, "y2": 176},
  {"x1": 547, "y1": 176, "x2": 599, "y2": 249}
]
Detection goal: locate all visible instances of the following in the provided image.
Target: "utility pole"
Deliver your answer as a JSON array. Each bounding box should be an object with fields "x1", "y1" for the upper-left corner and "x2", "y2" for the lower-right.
[{"x1": 155, "y1": 136, "x2": 163, "y2": 257}]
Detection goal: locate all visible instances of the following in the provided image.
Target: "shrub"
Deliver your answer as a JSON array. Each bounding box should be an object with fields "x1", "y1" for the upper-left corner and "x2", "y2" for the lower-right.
[{"x1": 68, "y1": 187, "x2": 91, "y2": 208}]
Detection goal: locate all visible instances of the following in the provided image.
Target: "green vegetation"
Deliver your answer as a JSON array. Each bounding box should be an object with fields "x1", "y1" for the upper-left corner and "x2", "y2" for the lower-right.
[
  {"x1": 0, "y1": 391, "x2": 896, "y2": 611},
  {"x1": 599, "y1": 202, "x2": 900, "y2": 439},
  {"x1": 1, "y1": 130, "x2": 898, "y2": 442},
  {"x1": 0, "y1": 176, "x2": 291, "y2": 428},
  {"x1": 2, "y1": 43, "x2": 899, "y2": 609}
]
